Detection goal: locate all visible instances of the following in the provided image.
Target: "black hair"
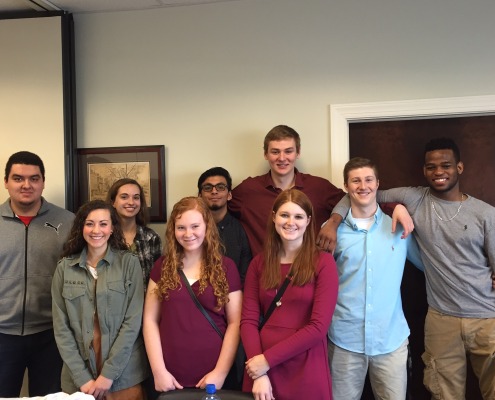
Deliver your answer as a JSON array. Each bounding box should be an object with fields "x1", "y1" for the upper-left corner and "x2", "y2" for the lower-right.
[
  {"x1": 424, "y1": 137, "x2": 461, "y2": 163},
  {"x1": 197, "y1": 167, "x2": 232, "y2": 194},
  {"x1": 5, "y1": 151, "x2": 45, "y2": 181}
]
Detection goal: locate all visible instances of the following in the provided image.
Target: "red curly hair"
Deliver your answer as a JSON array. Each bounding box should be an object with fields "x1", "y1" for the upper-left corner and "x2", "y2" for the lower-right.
[{"x1": 154, "y1": 197, "x2": 229, "y2": 309}]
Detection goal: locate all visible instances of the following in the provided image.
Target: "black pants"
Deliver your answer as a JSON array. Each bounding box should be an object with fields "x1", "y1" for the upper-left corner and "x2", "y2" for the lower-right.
[
  {"x1": 223, "y1": 342, "x2": 246, "y2": 391},
  {"x1": 0, "y1": 329, "x2": 63, "y2": 397}
]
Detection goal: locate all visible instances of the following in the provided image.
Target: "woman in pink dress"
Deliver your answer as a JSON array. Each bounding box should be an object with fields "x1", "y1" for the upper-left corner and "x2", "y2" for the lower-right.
[
  {"x1": 241, "y1": 189, "x2": 339, "y2": 400},
  {"x1": 143, "y1": 197, "x2": 242, "y2": 393}
]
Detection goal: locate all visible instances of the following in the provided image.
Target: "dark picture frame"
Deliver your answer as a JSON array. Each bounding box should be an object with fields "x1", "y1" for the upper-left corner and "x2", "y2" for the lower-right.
[{"x1": 76, "y1": 145, "x2": 166, "y2": 222}]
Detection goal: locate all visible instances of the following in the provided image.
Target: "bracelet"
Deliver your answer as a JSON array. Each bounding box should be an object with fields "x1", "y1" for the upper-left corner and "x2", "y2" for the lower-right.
[{"x1": 254, "y1": 373, "x2": 267, "y2": 380}]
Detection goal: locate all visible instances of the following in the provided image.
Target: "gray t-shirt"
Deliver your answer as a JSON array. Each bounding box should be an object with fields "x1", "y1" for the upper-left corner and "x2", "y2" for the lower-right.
[{"x1": 333, "y1": 187, "x2": 495, "y2": 318}]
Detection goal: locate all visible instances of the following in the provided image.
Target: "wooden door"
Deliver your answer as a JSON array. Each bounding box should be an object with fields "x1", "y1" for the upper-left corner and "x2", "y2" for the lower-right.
[{"x1": 349, "y1": 114, "x2": 495, "y2": 400}]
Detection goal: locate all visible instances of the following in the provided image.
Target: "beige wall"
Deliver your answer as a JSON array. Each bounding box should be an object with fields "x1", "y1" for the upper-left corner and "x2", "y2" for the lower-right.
[
  {"x1": 72, "y1": 0, "x2": 495, "y2": 234},
  {"x1": 0, "y1": 17, "x2": 66, "y2": 207},
  {"x1": 5, "y1": 0, "x2": 495, "y2": 235},
  {"x1": 2, "y1": 3, "x2": 493, "y2": 393}
]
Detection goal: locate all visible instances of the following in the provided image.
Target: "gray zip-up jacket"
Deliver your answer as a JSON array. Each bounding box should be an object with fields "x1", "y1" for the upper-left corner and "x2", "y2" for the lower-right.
[
  {"x1": 52, "y1": 247, "x2": 148, "y2": 392},
  {"x1": 0, "y1": 197, "x2": 74, "y2": 335}
]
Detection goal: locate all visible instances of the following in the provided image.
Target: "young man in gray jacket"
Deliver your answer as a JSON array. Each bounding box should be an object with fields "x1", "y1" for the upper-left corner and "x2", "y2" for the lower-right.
[{"x1": 0, "y1": 151, "x2": 74, "y2": 397}]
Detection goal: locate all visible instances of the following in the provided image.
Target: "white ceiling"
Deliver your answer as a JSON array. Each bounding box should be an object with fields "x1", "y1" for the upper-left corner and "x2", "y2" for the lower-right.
[{"x1": 0, "y1": 0, "x2": 244, "y2": 14}]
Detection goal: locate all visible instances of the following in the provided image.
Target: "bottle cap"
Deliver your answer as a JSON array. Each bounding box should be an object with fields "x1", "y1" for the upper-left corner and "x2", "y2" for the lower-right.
[{"x1": 206, "y1": 384, "x2": 216, "y2": 394}]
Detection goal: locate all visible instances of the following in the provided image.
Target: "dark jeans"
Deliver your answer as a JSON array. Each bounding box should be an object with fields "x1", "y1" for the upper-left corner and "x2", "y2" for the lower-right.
[
  {"x1": 223, "y1": 342, "x2": 245, "y2": 391},
  {"x1": 0, "y1": 329, "x2": 63, "y2": 397}
]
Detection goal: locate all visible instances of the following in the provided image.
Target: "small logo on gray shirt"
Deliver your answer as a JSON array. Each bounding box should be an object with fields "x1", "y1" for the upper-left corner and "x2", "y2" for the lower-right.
[{"x1": 44, "y1": 222, "x2": 62, "y2": 235}]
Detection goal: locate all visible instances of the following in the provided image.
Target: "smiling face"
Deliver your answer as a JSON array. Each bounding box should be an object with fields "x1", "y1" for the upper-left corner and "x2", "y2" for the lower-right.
[
  {"x1": 273, "y1": 201, "x2": 310, "y2": 246},
  {"x1": 424, "y1": 149, "x2": 463, "y2": 199},
  {"x1": 112, "y1": 183, "x2": 141, "y2": 220},
  {"x1": 83, "y1": 208, "x2": 113, "y2": 252},
  {"x1": 345, "y1": 166, "x2": 379, "y2": 212},
  {"x1": 199, "y1": 175, "x2": 231, "y2": 211},
  {"x1": 4, "y1": 164, "x2": 45, "y2": 214},
  {"x1": 264, "y1": 139, "x2": 300, "y2": 179},
  {"x1": 174, "y1": 209, "x2": 206, "y2": 254}
]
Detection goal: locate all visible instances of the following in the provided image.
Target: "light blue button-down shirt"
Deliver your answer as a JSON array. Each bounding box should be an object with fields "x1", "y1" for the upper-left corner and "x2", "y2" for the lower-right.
[{"x1": 328, "y1": 206, "x2": 423, "y2": 356}]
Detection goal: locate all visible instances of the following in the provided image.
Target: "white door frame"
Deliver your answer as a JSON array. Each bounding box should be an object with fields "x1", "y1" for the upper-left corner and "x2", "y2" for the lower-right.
[{"x1": 329, "y1": 95, "x2": 495, "y2": 187}]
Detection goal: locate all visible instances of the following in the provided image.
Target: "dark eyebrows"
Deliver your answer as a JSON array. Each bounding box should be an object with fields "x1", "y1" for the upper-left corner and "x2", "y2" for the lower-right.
[
  {"x1": 350, "y1": 175, "x2": 376, "y2": 180},
  {"x1": 85, "y1": 219, "x2": 110, "y2": 223},
  {"x1": 425, "y1": 162, "x2": 452, "y2": 167},
  {"x1": 11, "y1": 174, "x2": 41, "y2": 179}
]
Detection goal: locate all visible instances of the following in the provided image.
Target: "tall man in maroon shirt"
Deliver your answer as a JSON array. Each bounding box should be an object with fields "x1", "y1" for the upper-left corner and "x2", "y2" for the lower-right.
[{"x1": 229, "y1": 125, "x2": 345, "y2": 256}]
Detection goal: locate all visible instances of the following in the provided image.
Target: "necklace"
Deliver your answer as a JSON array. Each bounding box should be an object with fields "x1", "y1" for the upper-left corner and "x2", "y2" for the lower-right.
[{"x1": 430, "y1": 192, "x2": 464, "y2": 222}]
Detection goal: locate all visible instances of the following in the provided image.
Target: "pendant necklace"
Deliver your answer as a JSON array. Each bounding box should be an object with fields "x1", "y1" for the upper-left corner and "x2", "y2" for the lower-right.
[{"x1": 430, "y1": 192, "x2": 464, "y2": 222}]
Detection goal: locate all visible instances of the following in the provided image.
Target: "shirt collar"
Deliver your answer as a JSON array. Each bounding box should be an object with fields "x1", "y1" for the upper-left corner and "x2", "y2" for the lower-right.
[
  {"x1": 344, "y1": 204, "x2": 383, "y2": 231},
  {"x1": 217, "y1": 212, "x2": 233, "y2": 230},
  {"x1": 263, "y1": 168, "x2": 303, "y2": 190},
  {"x1": 69, "y1": 246, "x2": 115, "y2": 269}
]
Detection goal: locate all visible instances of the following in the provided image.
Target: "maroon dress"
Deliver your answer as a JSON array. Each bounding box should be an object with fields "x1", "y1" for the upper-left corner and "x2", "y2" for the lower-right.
[
  {"x1": 150, "y1": 256, "x2": 241, "y2": 387},
  {"x1": 241, "y1": 252, "x2": 339, "y2": 399}
]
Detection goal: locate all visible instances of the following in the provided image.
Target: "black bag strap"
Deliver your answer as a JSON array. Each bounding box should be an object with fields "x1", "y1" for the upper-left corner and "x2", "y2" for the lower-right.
[
  {"x1": 178, "y1": 269, "x2": 224, "y2": 339},
  {"x1": 259, "y1": 273, "x2": 293, "y2": 331}
]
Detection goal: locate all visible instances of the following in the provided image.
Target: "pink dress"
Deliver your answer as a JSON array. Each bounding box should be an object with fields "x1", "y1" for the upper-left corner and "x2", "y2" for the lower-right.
[
  {"x1": 150, "y1": 256, "x2": 241, "y2": 387},
  {"x1": 241, "y1": 252, "x2": 339, "y2": 399}
]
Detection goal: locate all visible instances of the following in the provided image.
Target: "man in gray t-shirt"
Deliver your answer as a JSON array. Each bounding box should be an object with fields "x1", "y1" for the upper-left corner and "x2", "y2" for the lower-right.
[{"x1": 328, "y1": 138, "x2": 495, "y2": 400}]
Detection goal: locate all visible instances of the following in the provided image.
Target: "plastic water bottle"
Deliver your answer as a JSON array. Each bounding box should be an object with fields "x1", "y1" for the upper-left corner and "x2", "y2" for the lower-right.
[{"x1": 202, "y1": 383, "x2": 221, "y2": 400}]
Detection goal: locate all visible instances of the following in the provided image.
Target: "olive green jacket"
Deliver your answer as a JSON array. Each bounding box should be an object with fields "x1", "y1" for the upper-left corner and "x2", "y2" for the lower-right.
[{"x1": 52, "y1": 247, "x2": 147, "y2": 392}]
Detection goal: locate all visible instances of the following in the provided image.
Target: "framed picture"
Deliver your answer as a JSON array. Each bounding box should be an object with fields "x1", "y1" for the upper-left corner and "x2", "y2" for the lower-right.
[{"x1": 76, "y1": 145, "x2": 166, "y2": 222}]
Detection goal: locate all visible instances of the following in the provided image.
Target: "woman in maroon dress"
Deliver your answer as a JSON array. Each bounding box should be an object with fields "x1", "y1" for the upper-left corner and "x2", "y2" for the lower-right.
[
  {"x1": 241, "y1": 189, "x2": 339, "y2": 400},
  {"x1": 143, "y1": 197, "x2": 242, "y2": 393}
]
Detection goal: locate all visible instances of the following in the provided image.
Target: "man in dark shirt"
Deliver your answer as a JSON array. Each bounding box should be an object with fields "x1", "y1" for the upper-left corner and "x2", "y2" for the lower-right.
[
  {"x1": 198, "y1": 166, "x2": 251, "y2": 390},
  {"x1": 198, "y1": 167, "x2": 252, "y2": 283}
]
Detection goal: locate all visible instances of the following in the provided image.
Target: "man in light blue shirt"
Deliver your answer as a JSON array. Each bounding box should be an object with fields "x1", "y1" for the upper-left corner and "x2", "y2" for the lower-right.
[{"x1": 328, "y1": 157, "x2": 423, "y2": 400}]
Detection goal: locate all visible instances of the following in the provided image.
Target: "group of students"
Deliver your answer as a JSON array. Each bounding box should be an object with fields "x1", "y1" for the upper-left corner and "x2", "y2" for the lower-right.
[
  {"x1": 1, "y1": 125, "x2": 494, "y2": 400},
  {"x1": 0, "y1": 136, "x2": 340, "y2": 400},
  {"x1": 51, "y1": 184, "x2": 338, "y2": 400}
]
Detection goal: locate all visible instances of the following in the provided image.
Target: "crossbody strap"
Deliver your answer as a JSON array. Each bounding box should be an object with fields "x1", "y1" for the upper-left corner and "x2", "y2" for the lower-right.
[
  {"x1": 178, "y1": 269, "x2": 224, "y2": 339},
  {"x1": 259, "y1": 273, "x2": 293, "y2": 331}
]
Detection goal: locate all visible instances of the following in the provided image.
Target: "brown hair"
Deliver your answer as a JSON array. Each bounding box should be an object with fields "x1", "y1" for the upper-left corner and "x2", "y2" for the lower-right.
[
  {"x1": 154, "y1": 197, "x2": 229, "y2": 308},
  {"x1": 262, "y1": 189, "x2": 317, "y2": 289},
  {"x1": 263, "y1": 125, "x2": 301, "y2": 154},
  {"x1": 106, "y1": 178, "x2": 150, "y2": 226},
  {"x1": 61, "y1": 200, "x2": 127, "y2": 258},
  {"x1": 343, "y1": 157, "x2": 379, "y2": 184}
]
